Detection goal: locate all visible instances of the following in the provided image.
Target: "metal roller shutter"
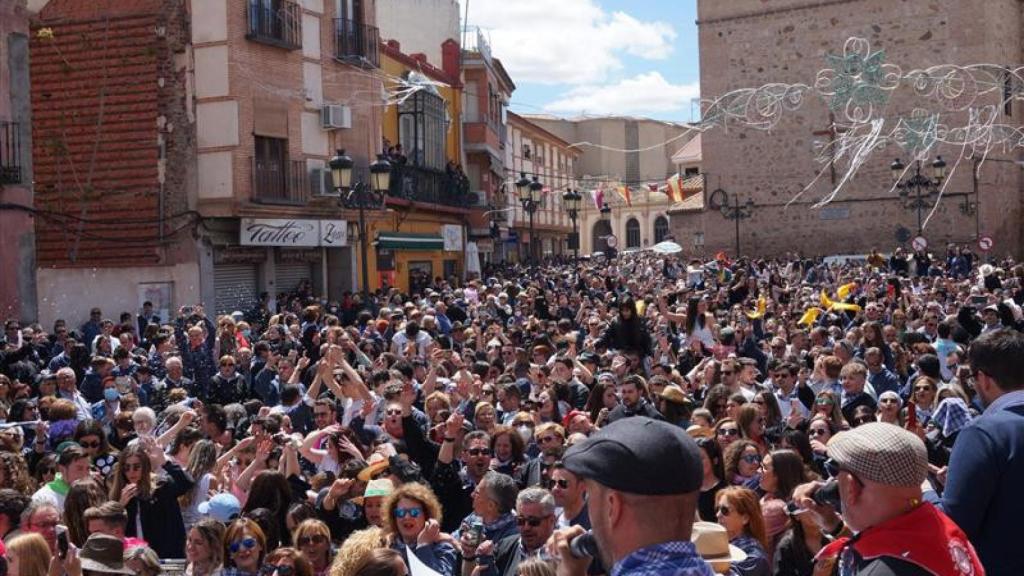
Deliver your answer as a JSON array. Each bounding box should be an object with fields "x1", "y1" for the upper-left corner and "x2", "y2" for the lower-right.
[
  {"x1": 275, "y1": 260, "x2": 313, "y2": 297},
  {"x1": 214, "y1": 263, "x2": 259, "y2": 315}
]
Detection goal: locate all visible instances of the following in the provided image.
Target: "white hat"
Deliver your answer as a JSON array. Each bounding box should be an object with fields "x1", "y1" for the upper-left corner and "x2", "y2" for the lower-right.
[{"x1": 691, "y1": 522, "x2": 747, "y2": 574}]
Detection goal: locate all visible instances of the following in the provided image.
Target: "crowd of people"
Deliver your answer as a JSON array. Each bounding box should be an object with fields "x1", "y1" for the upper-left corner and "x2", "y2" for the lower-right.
[{"x1": 0, "y1": 243, "x2": 1021, "y2": 576}]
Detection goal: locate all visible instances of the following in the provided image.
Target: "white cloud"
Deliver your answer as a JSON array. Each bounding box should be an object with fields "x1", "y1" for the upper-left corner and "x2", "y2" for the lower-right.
[
  {"x1": 543, "y1": 72, "x2": 700, "y2": 116},
  {"x1": 468, "y1": 0, "x2": 676, "y2": 85}
]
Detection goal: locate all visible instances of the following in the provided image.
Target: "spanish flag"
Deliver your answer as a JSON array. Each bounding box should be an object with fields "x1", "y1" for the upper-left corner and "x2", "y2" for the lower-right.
[
  {"x1": 616, "y1": 184, "x2": 632, "y2": 207},
  {"x1": 664, "y1": 174, "x2": 683, "y2": 203}
]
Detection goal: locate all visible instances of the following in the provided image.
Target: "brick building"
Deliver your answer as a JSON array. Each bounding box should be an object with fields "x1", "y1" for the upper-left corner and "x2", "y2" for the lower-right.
[
  {"x1": 676, "y1": 0, "x2": 1023, "y2": 258},
  {"x1": 0, "y1": 0, "x2": 35, "y2": 322},
  {"x1": 504, "y1": 112, "x2": 578, "y2": 263},
  {"x1": 31, "y1": 0, "x2": 196, "y2": 326}
]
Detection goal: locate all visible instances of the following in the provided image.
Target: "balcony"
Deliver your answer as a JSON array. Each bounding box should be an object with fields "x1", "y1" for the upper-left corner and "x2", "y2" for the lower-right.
[
  {"x1": 0, "y1": 121, "x2": 21, "y2": 185},
  {"x1": 333, "y1": 18, "x2": 379, "y2": 68},
  {"x1": 251, "y1": 158, "x2": 309, "y2": 204},
  {"x1": 246, "y1": 0, "x2": 302, "y2": 50},
  {"x1": 389, "y1": 164, "x2": 471, "y2": 208}
]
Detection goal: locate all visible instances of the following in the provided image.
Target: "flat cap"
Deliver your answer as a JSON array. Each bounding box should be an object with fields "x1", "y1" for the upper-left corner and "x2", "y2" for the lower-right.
[
  {"x1": 828, "y1": 422, "x2": 927, "y2": 487},
  {"x1": 562, "y1": 416, "x2": 702, "y2": 495}
]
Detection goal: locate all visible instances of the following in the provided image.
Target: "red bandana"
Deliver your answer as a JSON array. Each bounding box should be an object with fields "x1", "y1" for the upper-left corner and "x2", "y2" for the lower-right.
[{"x1": 816, "y1": 503, "x2": 984, "y2": 576}]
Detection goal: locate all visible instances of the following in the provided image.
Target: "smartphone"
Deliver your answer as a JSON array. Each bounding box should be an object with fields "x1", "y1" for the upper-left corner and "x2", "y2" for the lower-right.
[
  {"x1": 907, "y1": 401, "x2": 918, "y2": 429},
  {"x1": 57, "y1": 526, "x2": 69, "y2": 559},
  {"x1": 971, "y1": 295, "x2": 988, "y2": 305},
  {"x1": 812, "y1": 478, "x2": 843, "y2": 513}
]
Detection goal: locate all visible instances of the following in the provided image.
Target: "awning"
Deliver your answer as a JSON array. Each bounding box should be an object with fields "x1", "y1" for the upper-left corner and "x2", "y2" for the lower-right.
[{"x1": 375, "y1": 232, "x2": 444, "y2": 250}]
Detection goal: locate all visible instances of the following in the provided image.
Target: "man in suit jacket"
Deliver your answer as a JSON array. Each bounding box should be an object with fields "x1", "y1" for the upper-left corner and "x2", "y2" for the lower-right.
[
  {"x1": 938, "y1": 329, "x2": 1024, "y2": 576},
  {"x1": 137, "y1": 301, "x2": 160, "y2": 337}
]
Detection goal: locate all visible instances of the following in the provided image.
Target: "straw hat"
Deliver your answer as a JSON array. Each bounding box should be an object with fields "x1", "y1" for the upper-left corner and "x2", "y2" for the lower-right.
[
  {"x1": 356, "y1": 452, "x2": 390, "y2": 483},
  {"x1": 691, "y1": 521, "x2": 747, "y2": 574}
]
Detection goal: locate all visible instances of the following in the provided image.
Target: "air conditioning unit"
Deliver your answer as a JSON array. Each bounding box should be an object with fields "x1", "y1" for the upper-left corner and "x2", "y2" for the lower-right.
[
  {"x1": 321, "y1": 104, "x2": 352, "y2": 129},
  {"x1": 309, "y1": 167, "x2": 337, "y2": 196}
]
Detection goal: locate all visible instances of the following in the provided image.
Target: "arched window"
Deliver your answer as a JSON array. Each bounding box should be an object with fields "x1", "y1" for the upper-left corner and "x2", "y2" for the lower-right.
[
  {"x1": 626, "y1": 218, "x2": 641, "y2": 249},
  {"x1": 654, "y1": 216, "x2": 669, "y2": 243}
]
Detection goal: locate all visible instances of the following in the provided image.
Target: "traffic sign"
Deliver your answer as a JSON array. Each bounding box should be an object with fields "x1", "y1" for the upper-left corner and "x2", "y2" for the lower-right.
[
  {"x1": 978, "y1": 235, "x2": 993, "y2": 252},
  {"x1": 606, "y1": 235, "x2": 619, "y2": 248},
  {"x1": 912, "y1": 236, "x2": 928, "y2": 252}
]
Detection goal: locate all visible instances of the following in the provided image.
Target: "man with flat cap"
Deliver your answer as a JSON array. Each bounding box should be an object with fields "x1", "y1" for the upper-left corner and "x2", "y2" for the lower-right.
[
  {"x1": 549, "y1": 416, "x2": 714, "y2": 576},
  {"x1": 793, "y1": 423, "x2": 983, "y2": 576}
]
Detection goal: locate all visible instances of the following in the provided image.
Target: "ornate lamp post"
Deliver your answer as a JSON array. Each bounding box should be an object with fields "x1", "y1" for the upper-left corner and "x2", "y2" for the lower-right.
[
  {"x1": 709, "y1": 188, "x2": 754, "y2": 258},
  {"x1": 562, "y1": 188, "x2": 582, "y2": 262},
  {"x1": 515, "y1": 172, "x2": 542, "y2": 265},
  {"x1": 891, "y1": 156, "x2": 946, "y2": 236},
  {"x1": 329, "y1": 149, "x2": 392, "y2": 300}
]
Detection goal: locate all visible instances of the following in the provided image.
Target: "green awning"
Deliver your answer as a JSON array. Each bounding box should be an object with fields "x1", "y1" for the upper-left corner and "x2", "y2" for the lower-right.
[{"x1": 375, "y1": 232, "x2": 445, "y2": 250}]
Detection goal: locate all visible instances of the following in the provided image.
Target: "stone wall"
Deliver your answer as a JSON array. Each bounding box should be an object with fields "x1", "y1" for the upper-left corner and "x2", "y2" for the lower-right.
[{"x1": 686, "y1": 0, "x2": 1023, "y2": 258}]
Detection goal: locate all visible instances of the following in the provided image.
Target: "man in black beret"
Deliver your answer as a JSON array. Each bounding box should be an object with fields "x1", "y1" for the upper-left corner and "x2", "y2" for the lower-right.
[{"x1": 550, "y1": 417, "x2": 714, "y2": 576}]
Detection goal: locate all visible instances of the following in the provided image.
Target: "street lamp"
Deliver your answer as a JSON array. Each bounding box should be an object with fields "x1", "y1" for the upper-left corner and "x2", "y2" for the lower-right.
[
  {"x1": 516, "y1": 172, "x2": 542, "y2": 265},
  {"x1": 709, "y1": 188, "x2": 754, "y2": 258},
  {"x1": 562, "y1": 188, "x2": 581, "y2": 262},
  {"x1": 329, "y1": 149, "x2": 391, "y2": 302},
  {"x1": 891, "y1": 156, "x2": 945, "y2": 236}
]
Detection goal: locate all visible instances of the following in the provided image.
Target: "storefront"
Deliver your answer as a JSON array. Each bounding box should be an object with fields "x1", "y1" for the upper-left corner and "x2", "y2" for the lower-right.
[
  {"x1": 205, "y1": 218, "x2": 354, "y2": 314},
  {"x1": 373, "y1": 229, "x2": 464, "y2": 294}
]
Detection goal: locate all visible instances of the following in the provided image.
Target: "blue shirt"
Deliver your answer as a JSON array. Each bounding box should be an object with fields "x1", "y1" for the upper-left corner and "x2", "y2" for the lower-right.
[{"x1": 610, "y1": 541, "x2": 714, "y2": 576}]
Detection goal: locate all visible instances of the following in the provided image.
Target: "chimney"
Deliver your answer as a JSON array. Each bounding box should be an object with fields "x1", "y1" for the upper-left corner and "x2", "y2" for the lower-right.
[
  {"x1": 441, "y1": 38, "x2": 460, "y2": 81},
  {"x1": 410, "y1": 53, "x2": 427, "y2": 64}
]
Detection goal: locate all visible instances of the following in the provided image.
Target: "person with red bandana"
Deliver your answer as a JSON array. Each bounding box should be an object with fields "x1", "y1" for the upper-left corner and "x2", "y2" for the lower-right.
[{"x1": 791, "y1": 422, "x2": 983, "y2": 576}]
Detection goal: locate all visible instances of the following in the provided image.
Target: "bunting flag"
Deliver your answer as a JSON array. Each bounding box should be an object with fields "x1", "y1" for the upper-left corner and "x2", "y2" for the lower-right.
[
  {"x1": 590, "y1": 187, "x2": 604, "y2": 210},
  {"x1": 745, "y1": 295, "x2": 767, "y2": 320},
  {"x1": 798, "y1": 307, "x2": 824, "y2": 326},
  {"x1": 616, "y1": 184, "x2": 632, "y2": 207},
  {"x1": 836, "y1": 282, "x2": 858, "y2": 300}
]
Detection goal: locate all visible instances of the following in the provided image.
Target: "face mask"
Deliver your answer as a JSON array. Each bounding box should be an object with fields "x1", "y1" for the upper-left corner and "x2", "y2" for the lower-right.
[
  {"x1": 104, "y1": 388, "x2": 120, "y2": 402},
  {"x1": 517, "y1": 426, "x2": 532, "y2": 443},
  {"x1": 242, "y1": 330, "x2": 251, "y2": 339}
]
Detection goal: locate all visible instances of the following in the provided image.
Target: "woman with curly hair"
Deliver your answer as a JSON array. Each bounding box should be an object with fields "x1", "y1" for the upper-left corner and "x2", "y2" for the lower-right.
[
  {"x1": 328, "y1": 526, "x2": 387, "y2": 576},
  {"x1": 489, "y1": 426, "x2": 527, "y2": 477},
  {"x1": 380, "y1": 482, "x2": 456, "y2": 576},
  {"x1": 0, "y1": 450, "x2": 34, "y2": 494},
  {"x1": 724, "y1": 439, "x2": 762, "y2": 487}
]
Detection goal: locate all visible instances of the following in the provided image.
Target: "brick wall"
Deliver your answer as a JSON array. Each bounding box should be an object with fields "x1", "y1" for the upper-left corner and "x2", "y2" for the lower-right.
[
  {"x1": 31, "y1": 0, "x2": 194, "y2": 267},
  {"x1": 688, "y1": 0, "x2": 1023, "y2": 257}
]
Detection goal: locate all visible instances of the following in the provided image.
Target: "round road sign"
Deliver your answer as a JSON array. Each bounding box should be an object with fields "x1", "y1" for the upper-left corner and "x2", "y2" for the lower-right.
[
  {"x1": 912, "y1": 236, "x2": 928, "y2": 252},
  {"x1": 606, "y1": 235, "x2": 619, "y2": 248},
  {"x1": 978, "y1": 236, "x2": 993, "y2": 252}
]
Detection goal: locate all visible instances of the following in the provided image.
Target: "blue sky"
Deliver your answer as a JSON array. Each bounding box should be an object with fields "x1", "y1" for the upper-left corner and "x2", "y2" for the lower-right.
[{"x1": 465, "y1": 0, "x2": 701, "y2": 121}]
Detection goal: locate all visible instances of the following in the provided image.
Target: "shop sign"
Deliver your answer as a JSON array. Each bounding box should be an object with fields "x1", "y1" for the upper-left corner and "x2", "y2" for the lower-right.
[
  {"x1": 442, "y1": 224, "x2": 464, "y2": 251},
  {"x1": 240, "y1": 219, "x2": 348, "y2": 247}
]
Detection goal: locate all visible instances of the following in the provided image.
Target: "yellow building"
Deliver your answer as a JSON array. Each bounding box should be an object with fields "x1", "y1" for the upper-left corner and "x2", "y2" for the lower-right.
[{"x1": 364, "y1": 40, "x2": 470, "y2": 294}]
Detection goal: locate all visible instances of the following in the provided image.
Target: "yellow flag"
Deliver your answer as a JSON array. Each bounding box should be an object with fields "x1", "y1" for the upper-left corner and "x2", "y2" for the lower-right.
[
  {"x1": 820, "y1": 290, "x2": 834, "y2": 310},
  {"x1": 746, "y1": 296, "x2": 767, "y2": 320},
  {"x1": 798, "y1": 307, "x2": 823, "y2": 326},
  {"x1": 837, "y1": 282, "x2": 857, "y2": 300},
  {"x1": 831, "y1": 301, "x2": 863, "y2": 313}
]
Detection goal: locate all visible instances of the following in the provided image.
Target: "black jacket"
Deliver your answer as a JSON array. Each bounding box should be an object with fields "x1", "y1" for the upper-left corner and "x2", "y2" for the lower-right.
[
  {"x1": 606, "y1": 399, "x2": 664, "y2": 423},
  {"x1": 125, "y1": 461, "x2": 194, "y2": 558}
]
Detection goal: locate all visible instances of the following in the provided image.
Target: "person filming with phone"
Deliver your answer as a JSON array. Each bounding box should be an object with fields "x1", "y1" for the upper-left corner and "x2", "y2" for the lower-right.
[{"x1": 791, "y1": 423, "x2": 983, "y2": 576}]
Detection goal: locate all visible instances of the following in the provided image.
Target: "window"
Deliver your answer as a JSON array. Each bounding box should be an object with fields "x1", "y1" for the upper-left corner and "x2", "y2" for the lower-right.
[
  {"x1": 523, "y1": 144, "x2": 531, "y2": 159},
  {"x1": 253, "y1": 136, "x2": 288, "y2": 200},
  {"x1": 684, "y1": 167, "x2": 700, "y2": 177},
  {"x1": 626, "y1": 218, "x2": 641, "y2": 249},
  {"x1": 654, "y1": 216, "x2": 669, "y2": 243},
  {"x1": 399, "y1": 88, "x2": 446, "y2": 170}
]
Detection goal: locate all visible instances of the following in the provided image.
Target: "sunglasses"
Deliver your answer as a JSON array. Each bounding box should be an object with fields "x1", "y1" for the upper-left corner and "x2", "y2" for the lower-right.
[
  {"x1": 551, "y1": 478, "x2": 570, "y2": 489},
  {"x1": 394, "y1": 507, "x2": 422, "y2": 519},
  {"x1": 516, "y1": 515, "x2": 550, "y2": 527},
  {"x1": 78, "y1": 441, "x2": 101, "y2": 449},
  {"x1": 259, "y1": 565, "x2": 293, "y2": 576},
  {"x1": 879, "y1": 398, "x2": 899, "y2": 405},
  {"x1": 537, "y1": 435, "x2": 559, "y2": 444},
  {"x1": 297, "y1": 535, "x2": 327, "y2": 546},
  {"x1": 810, "y1": 428, "x2": 829, "y2": 437},
  {"x1": 914, "y1": 386, "x2": 933, "y2": 392},
  {"x1": 716, "y1": 505, "x2": 732, "y2": 516},
  {"x1": 467, "y1": 448, "x2": 492, "y2": 457},
  {"x1": 815, "y1": 398, "x2": 834, "y2": 406},
  {"x1": 385, "y1": 409, "x2": 403, "y2": 416},
  {"x1": 741, "y1": 454, "x2": 762, "y2": 464},
  {"x1": 852, "y1": 417, "x2": 874, "y2": 426},
  {"x1": 717, "y1": 428, "x2": 739, "y2": 437},
  {"x1": 229, "y1": 538, "x2": 258, "y2": 554}
]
